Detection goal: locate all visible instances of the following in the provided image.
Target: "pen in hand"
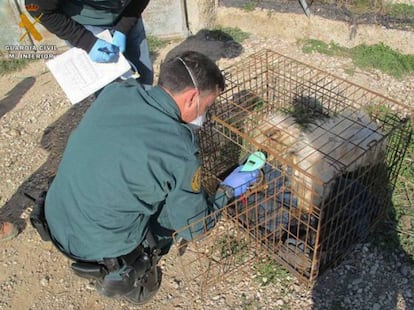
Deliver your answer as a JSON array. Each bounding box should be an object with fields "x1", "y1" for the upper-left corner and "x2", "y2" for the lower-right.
[
  {"x1": 98, "y1": 47, "x2": 118, "y2": 55},
  {"x1": 88, "y1": 39, "x2": 120, "y2": 63}
]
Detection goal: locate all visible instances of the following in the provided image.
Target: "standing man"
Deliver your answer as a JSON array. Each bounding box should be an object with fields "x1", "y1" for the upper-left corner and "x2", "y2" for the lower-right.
[
  {"x1": 38, "y1": 51, "x2": 258, "y2": 304},
  {"x1": 25, "y1": 0, "x2": 154, "y2": 88}
]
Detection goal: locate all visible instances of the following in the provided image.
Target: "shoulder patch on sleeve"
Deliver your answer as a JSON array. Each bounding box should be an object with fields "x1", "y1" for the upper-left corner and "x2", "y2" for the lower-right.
[{"x1": 191, "y1": 166, "x2": 201, "y2": 192}]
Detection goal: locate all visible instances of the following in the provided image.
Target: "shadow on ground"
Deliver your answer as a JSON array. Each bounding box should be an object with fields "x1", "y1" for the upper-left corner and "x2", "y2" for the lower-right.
[
  {"x1": 0, "y1": 27, "x2": 242, "y2": 231},
  {"x1": 0, "y1": 77, "x2": 35, "y2": 118},
  {"x1": 310, "y1": 162, "x2": 414, "y2": 309},
  {"x1": 0, "y1": 98, "x2": 92, "y2": 230},
  {"x1": 311, "y1": 210, "x2": 414, "y2": 309}
]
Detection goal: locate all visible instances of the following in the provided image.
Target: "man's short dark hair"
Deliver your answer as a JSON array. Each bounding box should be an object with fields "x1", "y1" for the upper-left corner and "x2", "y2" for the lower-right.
[{"x1": 158, "y1": 51, "x2": 225, "y2": 94}]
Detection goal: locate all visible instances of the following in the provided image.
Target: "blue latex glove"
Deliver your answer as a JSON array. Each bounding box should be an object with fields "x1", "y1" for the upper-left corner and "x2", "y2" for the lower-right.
[
  {"x1": 112, "y1": 31, "x2": 127, "y2": 53},
  {"x1": 88, "y1": 39, "x2": 120, "y2": 63},
  {"x1": 221, "y1": 165, "x2": 259, "y2": 197}
]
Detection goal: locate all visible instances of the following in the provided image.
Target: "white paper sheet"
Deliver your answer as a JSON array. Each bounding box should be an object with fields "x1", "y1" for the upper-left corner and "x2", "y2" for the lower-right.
[{"x1": 46, "y1": 28, "x2": 131, "y2": 104}]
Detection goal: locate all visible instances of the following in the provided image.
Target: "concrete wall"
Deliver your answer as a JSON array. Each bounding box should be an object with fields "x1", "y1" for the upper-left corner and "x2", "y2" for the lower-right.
[
  {"x1": 185, "y1": 0, "x2": 218, "y2": 34},
  {"x1": 0, "y1": 0, "x2": 218, "y2": 49},
  {"x1": 142, "y1": 0, "x2": 189, "y2": 38},
  {"x1": 143, "y1": 0, "x2": 217, "y2": 37}
]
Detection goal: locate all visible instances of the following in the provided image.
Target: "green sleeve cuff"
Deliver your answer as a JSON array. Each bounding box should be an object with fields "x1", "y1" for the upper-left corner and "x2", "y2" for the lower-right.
[{"x1": 213, "y1": 186, "x2": 232, "y2": 211}]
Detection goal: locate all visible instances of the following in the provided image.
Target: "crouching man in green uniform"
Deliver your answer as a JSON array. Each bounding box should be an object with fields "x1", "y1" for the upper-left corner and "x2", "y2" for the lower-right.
[{"x1": 41, "y1": 51, "x2": 258, "y2": 305}]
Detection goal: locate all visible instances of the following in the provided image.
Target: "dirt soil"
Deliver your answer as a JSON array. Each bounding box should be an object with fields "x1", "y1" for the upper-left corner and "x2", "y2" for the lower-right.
[{"x1": 0, "y1": 6, "x2": 413, "y2": 310}]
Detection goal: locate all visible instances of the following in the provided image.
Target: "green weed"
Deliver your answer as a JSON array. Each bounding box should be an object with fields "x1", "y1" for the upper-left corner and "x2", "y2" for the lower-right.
[
  {"x1": 300, "y1": 39, "x2": 414, "y2": 79},
  {"x1": 394, "y1": 131, "x2": 414, "y2": 256},
  {"x1": 300, "y1": 39, "x2": 350, "y2": 57},
  {"x1": 0, "y1": 51, "x2": 32, "y2": 75},
  {"x1": 243, "y1": 1, "x2": 258, "y2": 12},
  {"x1": 255, "y1": 259, "x2": 291, "y2": 286},
  {"x1": 147, "y1": 35, "x2": 169, "y2": 53},
  {"x1": 348, "y1": 0, "x2": 381, "y2": 14},
  {"x1": 351, "y1": 43, "x2": 414, "y2": 79},
  {"x1": 213, "y1": 235, "x2": 249, "y2": 262},
  {"x1": 386, "y1": 3, "x2": 414, "y2": 19}
]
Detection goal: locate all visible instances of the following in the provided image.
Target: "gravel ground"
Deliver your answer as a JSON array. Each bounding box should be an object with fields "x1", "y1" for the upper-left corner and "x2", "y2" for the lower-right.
[{"x1": 0, "y1": 8, "x2": 413, "y2": 310}]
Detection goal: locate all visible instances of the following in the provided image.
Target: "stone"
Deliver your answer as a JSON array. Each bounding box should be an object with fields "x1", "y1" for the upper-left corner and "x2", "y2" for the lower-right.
[
  {"x1": 372, "y1": 303, "x2": 381, "y2": 310},
  {"x1": 40, "y1": 278, "x2": 49, "y2": 287}
]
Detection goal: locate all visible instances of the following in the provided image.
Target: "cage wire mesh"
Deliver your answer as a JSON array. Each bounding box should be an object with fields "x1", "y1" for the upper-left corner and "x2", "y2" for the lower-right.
[{"x1": 172, "y1": 49, "x2": 413, "y2": 290}]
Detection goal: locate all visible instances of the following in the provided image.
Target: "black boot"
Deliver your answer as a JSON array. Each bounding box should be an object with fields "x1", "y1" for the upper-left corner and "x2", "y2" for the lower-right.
[
  {"x1": 123, "y1": 266, "x2": 162, "y2": 305},
  {"x1": 95, "y1": 266, "x2": 136, "y2": 298}
]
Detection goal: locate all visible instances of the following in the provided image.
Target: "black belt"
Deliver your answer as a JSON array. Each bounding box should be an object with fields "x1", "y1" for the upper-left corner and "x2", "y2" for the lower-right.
[
  {"x1": 53, "y1": 234, "x2": 145, "y2": 272},
  {"x1": 47, "y1": 221, "x2": 147, "y2": 279},
  {"x1": 70, "y1": 245, "x2": 146, "y2": 280},
  {"x1": 29, "y1": 190, "x2": 146, "y2": 277}
]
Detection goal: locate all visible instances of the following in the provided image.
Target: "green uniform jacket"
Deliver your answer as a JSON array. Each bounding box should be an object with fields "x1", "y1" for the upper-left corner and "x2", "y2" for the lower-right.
[{"x1": 45, "y1": 80, "x2": 226, "y2": 261}]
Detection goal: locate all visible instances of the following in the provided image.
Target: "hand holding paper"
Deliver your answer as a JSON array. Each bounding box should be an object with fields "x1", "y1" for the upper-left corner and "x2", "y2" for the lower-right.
[
  {"x1": 46, "y1": 28, "x2": 132, "y2": 104},
  {"x1": 88, "y1": 39, "x2": 120, "y2": 63}
]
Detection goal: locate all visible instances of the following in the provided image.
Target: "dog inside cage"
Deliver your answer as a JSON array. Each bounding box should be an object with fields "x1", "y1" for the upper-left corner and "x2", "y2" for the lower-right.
[
  {"x1": 218, "y1": 89, "x2": 389, "y2": 276},
  {"x1": 176, "y1": 50, "x2": 411, "y2": 287},
  {"x1": 250, "y1": 93, "x2": 387, "y2": 212}
]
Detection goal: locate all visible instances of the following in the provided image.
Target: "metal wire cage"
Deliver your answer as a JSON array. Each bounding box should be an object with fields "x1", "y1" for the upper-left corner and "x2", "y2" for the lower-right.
[{"x1": 172, "y1": 50, "x2": 413, "y2": 288}]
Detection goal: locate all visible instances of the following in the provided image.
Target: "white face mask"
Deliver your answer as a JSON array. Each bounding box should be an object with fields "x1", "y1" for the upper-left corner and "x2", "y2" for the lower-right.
[
  {"x1": 189, "y1": 94, "x2": 206, "y2": 128},
  {"x1": 177, "y1": 57, "x2": 207, "y2": 129},
  {"x1": 189, "y1": 113, "x2": 206, "y2": 128}
]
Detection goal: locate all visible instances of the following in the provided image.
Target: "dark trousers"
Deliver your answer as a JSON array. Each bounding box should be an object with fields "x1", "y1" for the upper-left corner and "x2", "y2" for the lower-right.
[
  {"x1": 30, "y1": 190, "x2": 161, "y2": 305},
  {"x1": 69, "y1": 242, "x2": 162, "y2": 305}
]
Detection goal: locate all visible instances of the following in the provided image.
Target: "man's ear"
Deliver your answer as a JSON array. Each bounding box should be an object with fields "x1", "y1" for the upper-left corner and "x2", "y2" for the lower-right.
[{"x1": 184, "y1": 88, "x2": 198, "y2": 108}]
